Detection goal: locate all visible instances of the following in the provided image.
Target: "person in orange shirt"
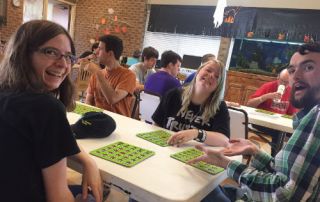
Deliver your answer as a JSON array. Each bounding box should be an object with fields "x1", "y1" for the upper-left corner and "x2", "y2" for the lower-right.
[{"x1": 85, "y1": 35, "x2": 136, "y2": 117}]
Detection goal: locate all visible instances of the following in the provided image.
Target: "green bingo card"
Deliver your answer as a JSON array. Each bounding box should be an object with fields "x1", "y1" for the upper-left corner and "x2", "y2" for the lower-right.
[
  {"x1": 255, "y1": 109, "x2": 275, "y2": 115},
  {"x1": 171, "y1": 148, "x2": 224, "y2": 175},
  {"x1": 90, "y1": 141, "x2": 155, "y2": 167},
  {"x1": 282, "y1": 114, "x2": 293, "y2": 119},
  {"x1": 73, "y1": 103, "x2": 103, "y2": 115},
  {"x1": 137, "y1": 130, "x2": 172, "y2": 147}
]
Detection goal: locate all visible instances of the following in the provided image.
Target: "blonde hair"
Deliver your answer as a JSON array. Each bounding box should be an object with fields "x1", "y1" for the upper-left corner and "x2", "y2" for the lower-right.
[{"x1": 179, "y1": 60, "x2": 225, "y2": 123}]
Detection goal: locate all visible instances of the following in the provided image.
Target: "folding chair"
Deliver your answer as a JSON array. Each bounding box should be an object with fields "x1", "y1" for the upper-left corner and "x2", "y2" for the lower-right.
[
  {"x1": 228, "y1": 107, "x2": 249, "y2": 139},
  {"x1": 131, "y1": 91, "x2": 140, "y2": 119},
  {"x1": 228, "y1": 107, "x2": 251, "y2": 164},
  {"x1": 139, "y1": 91, "x2": 161, "y2": 124}
]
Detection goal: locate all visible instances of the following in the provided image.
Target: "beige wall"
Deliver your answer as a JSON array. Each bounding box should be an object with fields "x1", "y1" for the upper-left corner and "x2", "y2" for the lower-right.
[
  {"x1": 147, "y1": 0, "x2": 320, "y2": 9},
  {"x1": 73, "y1": 0, "x2": 147, "y2": 57}
]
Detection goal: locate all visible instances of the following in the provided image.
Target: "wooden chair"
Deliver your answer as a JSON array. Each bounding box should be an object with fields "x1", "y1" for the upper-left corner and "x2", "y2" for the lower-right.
[
  {"x1": 70, "y1": 64, "x2": 80, "y2": 82},
  {"x1": 74, "y1": 63, "x2": 91, "y2": 101}
]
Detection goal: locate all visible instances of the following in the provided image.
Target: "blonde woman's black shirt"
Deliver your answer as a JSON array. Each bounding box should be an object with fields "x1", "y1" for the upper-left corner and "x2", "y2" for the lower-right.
[{"x1": 152, "y1": 88, "x2": 230, "y2": 137}]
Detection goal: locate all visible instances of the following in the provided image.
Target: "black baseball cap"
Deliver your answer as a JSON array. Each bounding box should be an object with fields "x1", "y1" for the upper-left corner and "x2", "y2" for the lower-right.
[{"x1": 71, "y1": 112, "x2": 116, "y2": 139}]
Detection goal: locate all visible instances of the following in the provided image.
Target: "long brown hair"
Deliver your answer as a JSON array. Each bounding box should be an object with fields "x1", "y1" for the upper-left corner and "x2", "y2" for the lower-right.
[
  {"x1": 179, "y1": 60, "x2": 225, "y2": 123},
  {"x1": 0, "y1": 20, "x2": 76, "y2": 111}
]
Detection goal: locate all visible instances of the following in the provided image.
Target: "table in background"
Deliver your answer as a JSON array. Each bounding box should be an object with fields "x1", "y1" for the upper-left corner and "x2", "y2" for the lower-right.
[
  {"x1": 240, "y1": 105, "x2": 293, "y2": 134},
  {"x1": 239, "y1": 105, "x2": 294, "y2": 152},
  {"x1": 67, "y1": 111, "x2": 242, "y2": 202}
]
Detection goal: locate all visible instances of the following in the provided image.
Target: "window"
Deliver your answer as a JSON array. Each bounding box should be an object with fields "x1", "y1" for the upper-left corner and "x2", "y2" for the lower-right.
[
  {"x1": 143, "y1": 31, "x2": 221, "y2": 61},
  {"x1": 23, "y1": 0, "x2": 75, "y2": 37},
  {"x1": 23, "y1": 0, "x2": 44, "y2": 22}
]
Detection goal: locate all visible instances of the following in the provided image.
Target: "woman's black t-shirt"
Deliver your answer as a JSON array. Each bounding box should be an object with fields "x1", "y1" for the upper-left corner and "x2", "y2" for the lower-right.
[
  {"x1": 152, "y1": 88, "x2": 230, "y2": 138},
  {"x1": 0, "y1": 91, "x2": 80, "y2": 202}
]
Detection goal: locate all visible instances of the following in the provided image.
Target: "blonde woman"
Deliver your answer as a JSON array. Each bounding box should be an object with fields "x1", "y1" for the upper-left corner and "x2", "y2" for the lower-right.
[{"x1": 152, "y1": 60, "x2": 230, "y2": 147}]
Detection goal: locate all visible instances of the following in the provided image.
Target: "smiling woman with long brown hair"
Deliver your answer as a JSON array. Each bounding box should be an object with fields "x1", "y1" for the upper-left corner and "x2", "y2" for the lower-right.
[{"x1": 0, "y1": 20, "x2": 102, "y2": 202}]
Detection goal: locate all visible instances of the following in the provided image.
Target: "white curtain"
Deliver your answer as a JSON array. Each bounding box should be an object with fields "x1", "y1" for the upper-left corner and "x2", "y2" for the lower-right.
[
  {"x1": 23, "y1": 0, "x2": 43, "y2": 22},
  {"x1": 143, "y1": 31, "x2": 221, "y2": 59}
]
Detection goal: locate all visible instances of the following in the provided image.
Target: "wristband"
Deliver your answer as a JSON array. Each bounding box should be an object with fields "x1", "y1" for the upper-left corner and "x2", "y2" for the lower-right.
[
  {"x1": 195, "y1": 129, "x2": 207, "y2": 142},
  {"x1": 202, "y1": 130, "x2": 207, "y2": 142}
]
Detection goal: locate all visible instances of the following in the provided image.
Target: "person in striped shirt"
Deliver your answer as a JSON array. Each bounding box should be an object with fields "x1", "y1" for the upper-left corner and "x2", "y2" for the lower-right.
[{"x1": 190, "y1": 42, "x2": 320, "y2": 202}]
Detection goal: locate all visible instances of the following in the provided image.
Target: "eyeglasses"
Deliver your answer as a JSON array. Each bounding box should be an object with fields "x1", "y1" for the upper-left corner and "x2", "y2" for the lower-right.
[{"x1": 37, "y1": 47, "x2": 76, "y2": 64}]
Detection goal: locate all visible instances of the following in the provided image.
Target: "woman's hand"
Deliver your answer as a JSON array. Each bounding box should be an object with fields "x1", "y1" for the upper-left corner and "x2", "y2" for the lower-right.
[
  {"x1": 222, "y1": 138, "x2": 259, "y2": 156},
  {"x1": 72, "y1": 147, "x2": 103, "y2": 202},
  {"x1": 167, "y1": 129, "x2": 198, "y2": 147},
  {"x1": 188, "y1": 145, "x2": 230, "y2": 169},
  {"x1": 81, "y1": 157, "x2": 103, "y2": 202}
]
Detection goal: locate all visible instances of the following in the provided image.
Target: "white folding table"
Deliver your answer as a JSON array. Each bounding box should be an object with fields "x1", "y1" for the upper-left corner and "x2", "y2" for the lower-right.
[
  {"x1": 67, "y1": 110, "x2": 242, "y2": 202},
  {"x1": 240, "y1": 105, "x2": 293, "y2": 134}
]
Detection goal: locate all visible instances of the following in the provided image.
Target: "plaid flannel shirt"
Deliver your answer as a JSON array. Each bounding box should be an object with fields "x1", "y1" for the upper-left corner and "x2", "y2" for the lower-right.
[{"x1": 227, "y1": 105, "x2": 320, "y2": 202}]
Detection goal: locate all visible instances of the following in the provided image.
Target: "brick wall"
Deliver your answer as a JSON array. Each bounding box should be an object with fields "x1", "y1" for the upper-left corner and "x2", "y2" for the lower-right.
[
  {"x1": 74, "y1": 0, "x2": 147, "y2": 57},
  {"x1": 0, "y1": 1, "x2": 23, "y2": 41},
  {"x1": 0, "y1": 0, "x2": 148, "y2": 57}
]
